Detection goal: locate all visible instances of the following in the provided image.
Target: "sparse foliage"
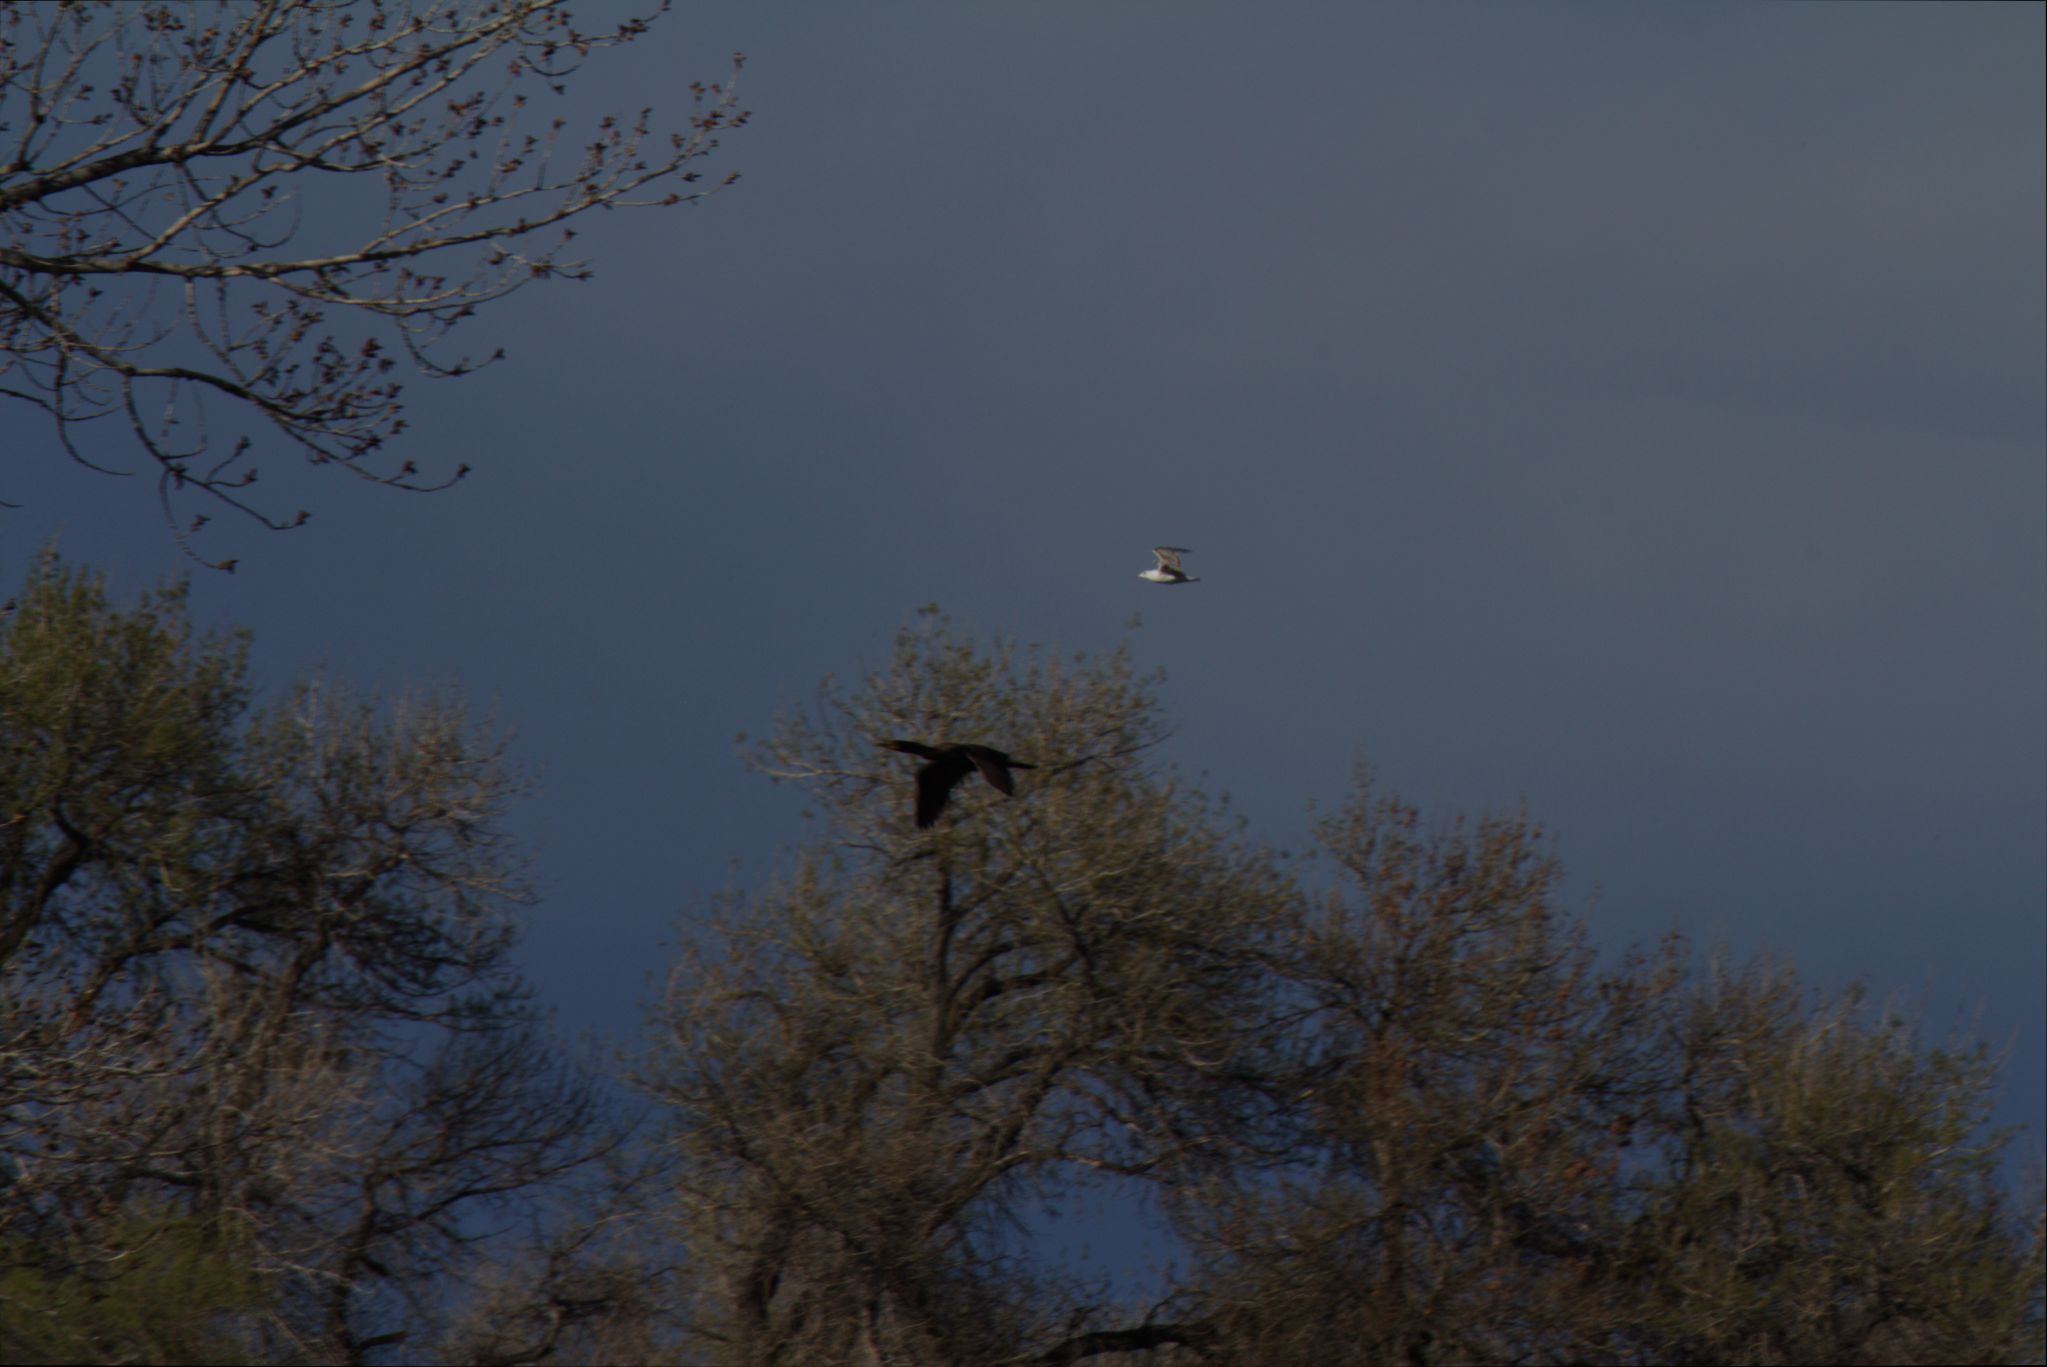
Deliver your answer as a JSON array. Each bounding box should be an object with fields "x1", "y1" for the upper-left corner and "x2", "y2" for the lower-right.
[
  {"x1": 1182, "y1": 786, "x2": 2044, "y2": 1364},
  {"x1": 645, "y1": 613, "x2": 1297, "y2": 1364},
  {"x1": 0, "y1": 1203, "x2": 269, "y2": 1365},
  {"x1": 0, "y1": 0, "x2": 744, "y2": 567},
  {"x1": 645, "y1": 614, "x2": 2045, "y2": 1365},
  {"x1": 3, "y1": 580, "x2": 2035, "y2": 1363},
  {"x1": 0, "y1": 553, "x2": 646, "y2": 1363}
]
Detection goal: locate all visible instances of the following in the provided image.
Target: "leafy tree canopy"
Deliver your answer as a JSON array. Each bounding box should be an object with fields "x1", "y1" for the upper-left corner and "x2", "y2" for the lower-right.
[
  {"x1": 2, "y1": 579, "x2": 2038, "y2": 1363},
  {"x1": 644, "y1": 610, "x2": 2045, "y2": 1365},
  {"x1": 0, "y1": 552, "x2": 652, "y2": 1363}
]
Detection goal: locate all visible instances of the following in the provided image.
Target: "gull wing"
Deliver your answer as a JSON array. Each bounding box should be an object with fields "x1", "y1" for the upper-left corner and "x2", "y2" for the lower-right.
[{"x1": 1152, "y1": 547, "x2": 1191, "y2": 573}]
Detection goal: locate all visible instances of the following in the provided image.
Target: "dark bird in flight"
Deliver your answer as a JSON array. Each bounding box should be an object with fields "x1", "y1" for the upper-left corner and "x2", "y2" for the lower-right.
[
  {"x1": 1139, "y1": 546, "x2": 1199, "y2": 584},
  {"x1": 879, "y1": 740, "x2": 1037, "y2": 828}
]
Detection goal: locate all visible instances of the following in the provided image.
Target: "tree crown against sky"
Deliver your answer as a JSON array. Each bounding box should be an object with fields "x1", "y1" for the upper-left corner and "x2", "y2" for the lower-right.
[
  {"x1": 0, "y1": 0, "x2": 743, "y2": 568},
  {"x1": 0, "y1": 551, "x2": 666, "y2": 1364},
  {"x1": 641, "y1": 612, "x2": 2045, "y2": 1366},
  {"x1": 0, "y1": 574, "x2": 2039, "y2": 1362}
]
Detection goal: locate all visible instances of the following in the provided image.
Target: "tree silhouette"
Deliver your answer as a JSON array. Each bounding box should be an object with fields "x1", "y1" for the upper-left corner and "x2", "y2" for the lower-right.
[
  {"x1": 5, "y1": 583, "x2": 2037, "y2": 1363},
  {"x1": 0, "y1": 0, "x2": 743, "y2": 567},
  {"x1": 642, "y1": 614, "x2": 2045, "y2": 1365},
  {"x1": 0, "y1": 552, "x2": 653, "y2": 1363}
]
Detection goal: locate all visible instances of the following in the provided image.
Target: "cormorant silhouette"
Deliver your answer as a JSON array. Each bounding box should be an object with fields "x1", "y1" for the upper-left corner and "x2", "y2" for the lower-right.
[{"x1": 878, "y1": 740, "x2": 1036, "y2": 828}]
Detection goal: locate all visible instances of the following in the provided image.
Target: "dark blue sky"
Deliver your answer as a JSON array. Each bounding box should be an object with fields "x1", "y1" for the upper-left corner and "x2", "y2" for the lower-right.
[{"x1": 6, "y1": 2, "x2": 2042, "y2": 1197}]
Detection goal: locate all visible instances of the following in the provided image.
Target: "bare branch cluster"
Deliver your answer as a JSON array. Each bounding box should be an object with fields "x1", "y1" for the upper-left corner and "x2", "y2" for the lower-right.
[
  {"x1": 0, "y1": 0, "x2": 744, "y2": 566},
  {"x1": 0, "y1": 554, "x2": 650, "y2": 1363},
  {"x1": 655, "y1": 614, "x2": 1298, "y2": 1363},
  {"x1": 644, "y1": 615, "x2": 2046, "y2": 1365},
  {"x1": 5, "y1": 579, "x2": 2037, "y2": 1363}
]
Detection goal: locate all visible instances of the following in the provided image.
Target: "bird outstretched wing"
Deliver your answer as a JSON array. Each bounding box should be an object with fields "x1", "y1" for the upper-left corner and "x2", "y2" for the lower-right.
[
  {"x1": 960, "y1": 744, "x2": 1019, "y2": 795},
  {"x1": 881, "y1": 740, "x2": 1035, "y2": 827},
  {"x1": 912, "y1": 751, "x2": 974, "y2": 827}
]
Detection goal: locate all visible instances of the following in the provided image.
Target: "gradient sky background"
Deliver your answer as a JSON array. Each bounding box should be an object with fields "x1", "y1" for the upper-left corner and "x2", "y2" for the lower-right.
[{"x1": 6, "y1": 0, "x2": 2043, "y2": 1245}]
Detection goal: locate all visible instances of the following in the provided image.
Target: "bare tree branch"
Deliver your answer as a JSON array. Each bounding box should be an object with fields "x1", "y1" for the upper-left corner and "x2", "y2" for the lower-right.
[
  {"x1": 643, "y1": 616, "x2": 2044, "y2": 1366},
  {"x1": 0, "y1": 0, "x2": 745, "y2": 566}
]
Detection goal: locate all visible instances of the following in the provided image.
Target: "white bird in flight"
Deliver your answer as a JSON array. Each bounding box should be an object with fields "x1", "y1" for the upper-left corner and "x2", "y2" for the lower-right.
[{"x1": 1138, "y1": 546, "x2": 1199, "y2": 585}]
